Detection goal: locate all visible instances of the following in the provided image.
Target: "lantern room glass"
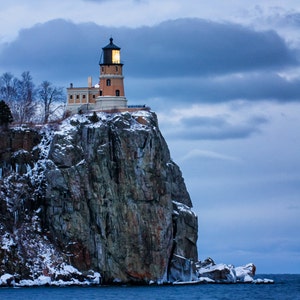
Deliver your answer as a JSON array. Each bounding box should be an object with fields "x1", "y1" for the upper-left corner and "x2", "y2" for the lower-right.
[{"x1": 112, "y1": 50, "x2": 120, "y2": 64}]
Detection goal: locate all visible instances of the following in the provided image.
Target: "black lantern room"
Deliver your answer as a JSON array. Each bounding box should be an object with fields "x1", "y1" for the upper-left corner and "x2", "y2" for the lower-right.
[{"x1": 101, "y1": 38, "x2": 122, "y2": 65}]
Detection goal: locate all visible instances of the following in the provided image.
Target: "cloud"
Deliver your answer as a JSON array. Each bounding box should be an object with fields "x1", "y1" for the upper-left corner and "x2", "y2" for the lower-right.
[
  {"x1": 159, "y1": 107, "x2": 269, "y2": 140},
  {"x1": 83, "y1": 0, "x2": 144, "y2": 2},
  {"x1": 0, "y1": 17, "x2": 299, "y2": 105},
  {"x1": 167, "y1": 117, "x2": 267, "y2": 140},
  {"x1": 0, "y1": 19, "x2": 104, "y2": 84},
  {"x1": 127, "y1": 70, "x2": 300, "y2": 106},
  {"x1": 180, "y1": 149, "x2": 243, "y2": 163},
  {"x1": 124, "y1": 18, "x2": 298, "y2": 77}
]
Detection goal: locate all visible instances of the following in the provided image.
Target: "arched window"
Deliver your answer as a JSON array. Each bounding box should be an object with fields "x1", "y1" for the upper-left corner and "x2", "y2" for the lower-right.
[
  {"x1": 116, "y1": 89, "x2": 120, "y2": 96},
  {"x1": 106, "y1": 79, "x2": 111, "y2": 86}
]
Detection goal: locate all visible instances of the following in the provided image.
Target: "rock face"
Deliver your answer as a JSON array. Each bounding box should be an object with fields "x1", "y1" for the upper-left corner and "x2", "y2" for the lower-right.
[{"x1": 0, "y1": 110, "x2": 198, "y2": 285}]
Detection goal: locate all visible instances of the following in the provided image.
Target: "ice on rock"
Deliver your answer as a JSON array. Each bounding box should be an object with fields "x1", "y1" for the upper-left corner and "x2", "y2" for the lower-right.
[
  {"x1": 195, "y1": 258, "x2": 273, "y2": 284},
  {"x1": 0, "y1": 274, "x2": 15, "y2": 286}
]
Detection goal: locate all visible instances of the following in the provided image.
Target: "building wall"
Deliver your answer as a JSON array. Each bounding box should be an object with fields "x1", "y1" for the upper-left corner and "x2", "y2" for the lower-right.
[
  {"x1": 99, "y1": 65, "x2": 125, "y2": 97},
  {"x1": 67, "y1": 87, "x2": 99, "y2": 105},
  {"x1": 100, "y1": 65, "x2": 123, "y2": 76}
]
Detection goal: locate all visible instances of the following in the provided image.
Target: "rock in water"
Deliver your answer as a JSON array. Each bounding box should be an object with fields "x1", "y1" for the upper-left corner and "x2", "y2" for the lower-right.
[{"x1": 0, "y1": 111, "x2": 198, "y2": 285}]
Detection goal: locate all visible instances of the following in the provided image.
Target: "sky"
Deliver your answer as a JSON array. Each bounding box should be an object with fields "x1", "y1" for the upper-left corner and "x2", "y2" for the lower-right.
[{"x1": 0, "y1": 0, "x2": 300, "y2": 274}]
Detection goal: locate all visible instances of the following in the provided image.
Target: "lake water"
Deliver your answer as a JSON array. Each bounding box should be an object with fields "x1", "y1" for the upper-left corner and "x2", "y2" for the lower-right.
[{"x1": 0, "y1": 275, "x2": 299, "y2": 300}]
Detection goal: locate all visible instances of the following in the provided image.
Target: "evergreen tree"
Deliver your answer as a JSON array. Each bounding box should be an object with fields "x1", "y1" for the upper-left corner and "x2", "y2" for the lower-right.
[
  {"x1": 89, "y1": 111, "x2": 99, "y2": 123},
  {"x1": 0, "y1": 100, "x2": 13, "y2": 129}
]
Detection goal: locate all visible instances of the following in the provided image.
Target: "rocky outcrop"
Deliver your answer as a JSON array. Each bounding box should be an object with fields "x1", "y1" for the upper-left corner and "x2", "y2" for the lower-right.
[
  {"x1": 0, "y1": 128, "x2": 41, "y2": 177},
  {"x1": 194, "y1": 258, "x2": 273, "y2": 284},
  {"x1": 0, "y1": 111, "x2": 198, "y2": 285}
]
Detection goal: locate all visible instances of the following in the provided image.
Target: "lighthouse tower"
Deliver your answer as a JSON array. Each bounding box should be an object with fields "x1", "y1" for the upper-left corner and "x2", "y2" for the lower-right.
[
  {"x1": 66, "y1": 37, "x2": 129, "y2": 114},
  {"x1": 96, "y1": 38, "x2": 127, "y2": 110}
]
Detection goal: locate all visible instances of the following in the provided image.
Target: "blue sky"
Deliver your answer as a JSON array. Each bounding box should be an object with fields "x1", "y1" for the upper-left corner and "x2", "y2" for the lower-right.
[{"x1": 0, "y1": 0, "x2": 299, "y2": 273}]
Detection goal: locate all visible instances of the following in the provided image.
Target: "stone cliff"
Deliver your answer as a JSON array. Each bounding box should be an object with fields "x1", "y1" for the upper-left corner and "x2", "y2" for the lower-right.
[{"x1": 0, "y1": 110, "x2": 198, "y2": 285}]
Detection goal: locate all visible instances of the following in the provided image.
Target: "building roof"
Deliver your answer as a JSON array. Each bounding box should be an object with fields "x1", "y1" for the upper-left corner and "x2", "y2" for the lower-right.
[{"x1": 102, "y1": 38, "x2": 121, "y2": 50}]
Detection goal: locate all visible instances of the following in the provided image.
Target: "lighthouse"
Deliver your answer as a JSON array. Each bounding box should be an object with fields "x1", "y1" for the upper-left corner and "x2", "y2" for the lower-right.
[
  {"x1": 66, "y1": 37, "x2": 128, "y2": 113},
  {"x1": 97, "y1": 38, "x2": 127, "y2": 109}
]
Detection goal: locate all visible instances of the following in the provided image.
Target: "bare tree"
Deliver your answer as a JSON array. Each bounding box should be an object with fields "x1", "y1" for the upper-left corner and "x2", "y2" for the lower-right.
[
  {"x1": 1, "y1": 72, "x2": 66, "y2": 124},
  {"x1": 0, "y1": 72, "x2": 18, "y2": 105},
  {"x1": 13, "y1": 71, "x2": 36, "y2": 124},
  {"x1": 37, "y1": 81, "x2": 65, "y2": 123}
]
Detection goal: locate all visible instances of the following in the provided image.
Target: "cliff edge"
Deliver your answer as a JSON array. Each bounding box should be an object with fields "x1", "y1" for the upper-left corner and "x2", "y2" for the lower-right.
[{"x1": 0, "y1": 110, "x2": 198, "y2": 285}]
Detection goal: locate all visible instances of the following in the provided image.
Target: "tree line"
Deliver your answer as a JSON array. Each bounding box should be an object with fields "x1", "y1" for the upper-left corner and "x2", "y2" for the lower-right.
[{"x1": 0, "y1": 71, "x2": 65, "y2": 125}]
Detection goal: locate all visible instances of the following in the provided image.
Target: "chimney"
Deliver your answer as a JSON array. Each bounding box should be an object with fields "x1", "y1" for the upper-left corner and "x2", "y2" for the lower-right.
[{"x1": 88, "y1": 76, "x2": 92, "y2": 88}]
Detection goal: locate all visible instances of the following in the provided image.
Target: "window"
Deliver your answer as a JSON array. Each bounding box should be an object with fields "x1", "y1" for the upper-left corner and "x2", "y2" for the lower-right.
[
  {"x1": 93, "y1": 95, "x2": 96, "y2": 98},
  {"x1": 116, "y1": 89, "x2": 120, "y2": 96},
  {"x1": 76, "y1": 95, "x2": 79, "y2": 99},
  {"x1": 102, "y1": 67, "x2": 104, "y2": 72},
  {"x1": 83, "y1": 94, "x2": 86, "y2": 99},
  {"x1": 69, "y1": 95, "x2": 73, "y2": 99},
  {"x1": 106, "y1": 79, "x2": 111, "y2": 86},
  {"x1": 100, "y1": 90, "x2": 103, "y2": 96},
  {"x1": 116, "y1": 66, "x2": 118, "y2": 72},
  {"x1": 112, "y1": 50, "x2": 120, "y2": 64}
]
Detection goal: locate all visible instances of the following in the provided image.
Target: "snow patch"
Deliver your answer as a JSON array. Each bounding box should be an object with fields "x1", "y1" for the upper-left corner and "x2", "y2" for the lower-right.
[
  {"x1": 253, "y1": 278, "x2": 274, "y2": 284},
  {"x1": 0, "y1": 233, "x2": 15, "y2": 251},
  {"x1": 173, "y1": 200, "x2": 196, "y2": 217},
  {"x1": 0, "y1": 266, "x2": 101, "y2": 287},
  {"x1": 0, "y1": 273, "x2": 14, "y2": 286}
]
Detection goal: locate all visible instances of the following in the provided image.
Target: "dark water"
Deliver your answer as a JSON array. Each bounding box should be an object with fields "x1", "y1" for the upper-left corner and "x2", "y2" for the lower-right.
[{"x1": 0, "y1": 275, "x2": 299, "y2": 300}]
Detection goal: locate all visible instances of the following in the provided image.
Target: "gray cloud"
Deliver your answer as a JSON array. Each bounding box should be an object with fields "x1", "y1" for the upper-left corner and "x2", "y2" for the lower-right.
[
  {"x1": 83, "y1": 0, "x2": 145, "y2": 2},
  {"x1": 0, "y1": 20, "x2": 102, "y2": 84},
  {"x1": 82, "y1": 0, "x2": 109, "y2": 2},
  {"x1": 161, "y1": 114, "x2": 269, "y2": 140},
  {"x1": 126, "y1": 72, "x2": 300, "y2": 106},
  {"x1": 124, "y1": 18, "x2": 298, "y2": 77},
  {"x1": 0, "y1": 18, "x2": 299, "y2": 105}
]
